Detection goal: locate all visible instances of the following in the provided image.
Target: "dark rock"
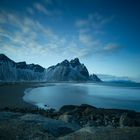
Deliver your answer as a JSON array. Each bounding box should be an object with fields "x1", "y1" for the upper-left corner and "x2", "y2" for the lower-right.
[
  {"x1": 79, "y1": 64, "x2": 89, "y2": 78},
  {"x1": 58, "y1": 104, "x2": 140, "y2": 128},
  {"x1": 1, "y1": 104, "x2": 140, "y2": 132},
  {"x1": 59, "y1": 105, "x2": 78, "y2": 113}
]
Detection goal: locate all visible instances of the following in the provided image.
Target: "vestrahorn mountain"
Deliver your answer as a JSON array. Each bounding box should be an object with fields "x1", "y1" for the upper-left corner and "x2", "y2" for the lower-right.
[{"x1": 0, "y1": 54, "x2": 101, "y2": 82}]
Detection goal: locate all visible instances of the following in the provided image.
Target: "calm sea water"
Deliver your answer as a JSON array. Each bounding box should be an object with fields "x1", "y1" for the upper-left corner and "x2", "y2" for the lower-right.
[{"x1": 23, "y1": 83, "x2": 140, "y2": 111}]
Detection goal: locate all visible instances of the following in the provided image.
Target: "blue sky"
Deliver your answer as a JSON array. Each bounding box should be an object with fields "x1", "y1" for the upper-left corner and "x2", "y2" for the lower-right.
[{"x1": 0, "y1": 0, "x2": 140, "y2": 81}]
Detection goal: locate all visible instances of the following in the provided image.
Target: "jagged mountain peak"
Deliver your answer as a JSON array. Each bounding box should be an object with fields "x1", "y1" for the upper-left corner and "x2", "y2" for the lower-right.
[
  {"x1": 56, "y1": 58, "x2": 81, "y2": 67},
  {"x1": 46, "y1": 57, "x2": 90, "y2": 81},
  {"x1": 60, "y1": 59, "x2": 70, "y2": 66},
  {"x1": 70, "y1": 58, "x2": 80, "y2": 67}
]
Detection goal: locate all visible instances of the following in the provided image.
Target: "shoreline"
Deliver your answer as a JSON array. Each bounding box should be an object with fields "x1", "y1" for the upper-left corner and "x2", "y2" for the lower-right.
[
  {"x1": 1, "y1": 82, "x2": 140, "y2": 112},
  {"x1": 0, "y1": 82, "x2": 53, "y2": 109}
]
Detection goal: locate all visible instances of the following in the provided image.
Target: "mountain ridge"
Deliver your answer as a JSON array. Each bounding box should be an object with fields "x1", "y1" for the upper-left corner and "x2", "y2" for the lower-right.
[{"x1": 0, "y1": 54, "x2": 101, "y2": 82}]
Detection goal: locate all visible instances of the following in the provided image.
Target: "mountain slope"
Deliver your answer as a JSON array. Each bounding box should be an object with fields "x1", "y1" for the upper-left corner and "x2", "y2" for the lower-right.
[
  {"x1": 0, "y1": 54, "x2": 46, "y2": 82},
  {"x1": 46, "y1": 58, "x2": 90, "y2": 81},
  {"x1": 89, "y1": 74, "x2": 102, "y2": 82}
]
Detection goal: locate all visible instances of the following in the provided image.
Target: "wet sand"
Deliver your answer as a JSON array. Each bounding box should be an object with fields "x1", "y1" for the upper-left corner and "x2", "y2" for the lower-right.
[{"x1": 0, "y1": 82, "x2": 49, "y2": 109}]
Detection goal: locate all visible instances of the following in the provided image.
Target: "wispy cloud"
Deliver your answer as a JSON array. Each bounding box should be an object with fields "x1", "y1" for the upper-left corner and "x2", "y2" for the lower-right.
[
  {"x1": 75, "y1": 13, "x2": 121, "y2": 57},
  {"x1": 103, "y1": 43, "x2": 121, "y2": 52},
  {"x1": 0, "y1": 7, "x2": 122, "y2": 64},
  {"x1": 34, "y1": 3, "x2": 51, "y2": 16},
  {"x1": 0, "y1": 8, "x2": 80, "y2": 62},
  {"x1": 0, "y1": 10, "x2": 59, "y2": 59},
  {"x1": 26, "y1": 0, "x2": 61, "y2": 17},
  {"x1": 26, "y1": 7, "x2": 34, "y2": 15},
  {"x1": 76, "y1": 13, "x2": 114, "y2": 29}
]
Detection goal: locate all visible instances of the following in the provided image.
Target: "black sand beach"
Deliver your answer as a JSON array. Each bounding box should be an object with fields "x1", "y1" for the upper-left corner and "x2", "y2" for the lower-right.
[{"x1": 0, "y1": 83, "x2": 49, "y2": 109}]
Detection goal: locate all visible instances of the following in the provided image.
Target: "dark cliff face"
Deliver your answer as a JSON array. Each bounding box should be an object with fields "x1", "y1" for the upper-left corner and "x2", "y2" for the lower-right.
[{"x1": 70, "y1": 58, "x2": 89, "y2": 78}]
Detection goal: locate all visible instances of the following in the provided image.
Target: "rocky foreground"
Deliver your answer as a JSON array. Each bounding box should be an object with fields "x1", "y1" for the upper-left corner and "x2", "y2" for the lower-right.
[{"x1": 0, "y1": 104, "x2": 140, "y2": 140}]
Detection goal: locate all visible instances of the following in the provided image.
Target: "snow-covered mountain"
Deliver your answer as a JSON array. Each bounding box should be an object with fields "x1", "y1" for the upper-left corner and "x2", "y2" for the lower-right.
[{"x1": 0, "y1": 54, "x2": 101, "y2": 82}]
